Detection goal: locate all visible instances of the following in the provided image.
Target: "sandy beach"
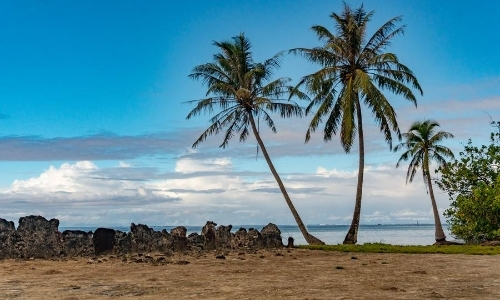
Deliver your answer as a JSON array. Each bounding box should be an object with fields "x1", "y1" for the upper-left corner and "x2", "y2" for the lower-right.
[{"x1": 1, "y1": 248, "x2": 499, "y2": 299}]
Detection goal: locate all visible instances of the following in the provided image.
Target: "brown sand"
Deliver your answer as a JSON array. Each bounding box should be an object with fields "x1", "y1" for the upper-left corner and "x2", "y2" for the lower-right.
[{"x1": 1, "y1": 249, "x2": 499, "y2": 299}]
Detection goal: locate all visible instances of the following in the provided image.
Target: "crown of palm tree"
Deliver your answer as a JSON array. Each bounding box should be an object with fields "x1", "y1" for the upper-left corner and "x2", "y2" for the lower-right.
[
  {"x1": 395, "y1": 119, "x2": 455, "y2": 184},
  {"x1": 186, "y1": 33, "x2": 324, "y2": 245},
  {"x1": 395, "y1": 119, "x2": 454, "y2": 243},
  {"x1": 290, "y1": 3, "x2": 422, "y2": 151},
  {"x1": 186, "y1": 34, "x2": 303, "y2": 148}
]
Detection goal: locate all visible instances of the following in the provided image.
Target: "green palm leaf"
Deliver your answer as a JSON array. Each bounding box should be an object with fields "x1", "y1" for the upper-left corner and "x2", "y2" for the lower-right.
[
  {"x1": 186, "y1": 33, "x2": 324, "y2": 245},
  {"x1": 395, "y1": 119, "x2": 455, "y2": 242},
  {"x1": 290, "y1": 3, "x2": 422, "y2": 244}
]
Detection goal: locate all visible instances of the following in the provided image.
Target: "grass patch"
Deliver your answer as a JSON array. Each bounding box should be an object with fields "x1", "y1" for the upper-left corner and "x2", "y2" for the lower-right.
[{"x1": 299, "y1": 243, "x2": 500, "y2": 255}]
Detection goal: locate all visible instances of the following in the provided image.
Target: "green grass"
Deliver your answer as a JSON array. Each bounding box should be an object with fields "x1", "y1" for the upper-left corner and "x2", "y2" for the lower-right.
[{"x1": 298, "y1": 243, "x2": 500, "y2": 255}]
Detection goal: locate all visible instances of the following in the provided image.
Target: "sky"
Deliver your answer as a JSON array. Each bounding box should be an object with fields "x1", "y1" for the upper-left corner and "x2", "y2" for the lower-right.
[{"x1": 0, "y1": 1, "x2": 499, "y2": 228}]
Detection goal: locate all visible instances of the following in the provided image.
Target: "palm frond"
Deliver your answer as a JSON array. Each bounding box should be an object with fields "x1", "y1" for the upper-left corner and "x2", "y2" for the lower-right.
[
  {"x1": 337, "y1": 84, "x2": 357, "y2": 151},
  {"x1": 187, "y1": 33, "x2": 301, "y2": 149},
  {"x1": 395, "y1": 119, "x2": 454, "y2": 185},
  {"x1": 406, "y1": 150, "x2": 423, "y2": 183},
  {"x1": 289, "y1": 4, "x2": 423, "y2": 154},
  {"x1": 429, "y1": 130, "x2": 455, "y2": 145},
  {"x1": 356, "y1": 70, "x2": 400, "y2": 147},
  {"x1": 362, "y1": 16, "x2": 404, "y2": 55}
]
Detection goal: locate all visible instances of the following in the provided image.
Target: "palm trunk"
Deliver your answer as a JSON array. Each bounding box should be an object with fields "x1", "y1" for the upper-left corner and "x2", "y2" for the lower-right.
[
  {"x1": 343, "y1": 99, "x2": 364, "y2": 244},
  {"x1": 424, "y1": 152, "x2": 446, "y2": 243},
  {"x1": 248, "y1": 111, "x2": 324, "y2": 245}
]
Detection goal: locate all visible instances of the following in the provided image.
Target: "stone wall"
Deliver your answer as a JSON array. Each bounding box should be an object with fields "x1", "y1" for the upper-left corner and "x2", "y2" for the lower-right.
[{"x1": 0, "y1": 216, "x2": 284, "y2": 259}]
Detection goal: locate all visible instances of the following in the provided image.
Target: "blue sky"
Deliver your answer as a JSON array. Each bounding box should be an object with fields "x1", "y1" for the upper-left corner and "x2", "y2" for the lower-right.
[{"x1": 0, "y1": 1, "x2": 499, "y2": 229}]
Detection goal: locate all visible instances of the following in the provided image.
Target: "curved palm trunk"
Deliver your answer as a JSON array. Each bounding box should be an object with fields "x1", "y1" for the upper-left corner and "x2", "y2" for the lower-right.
[
  {"x1": 344, "y1": 99, "x2": 364, "y2": 244},
  {"x1": 424, "y1": 152, "x2": 446, "y2": 243},
  {"x1": 248, "y1": 111, "x2": 324, "y2": 245}
]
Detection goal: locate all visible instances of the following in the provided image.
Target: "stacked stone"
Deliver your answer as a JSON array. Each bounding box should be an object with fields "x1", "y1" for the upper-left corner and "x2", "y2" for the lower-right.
[
  {"x1": 0, "y1": 219, "x2": 18, "y2": 259},
  {"x1": 0, "y1": 215, "x2": 284, "y2": 259}
]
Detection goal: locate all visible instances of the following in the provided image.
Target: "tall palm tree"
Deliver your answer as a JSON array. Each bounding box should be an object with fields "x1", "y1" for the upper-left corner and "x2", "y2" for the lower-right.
[
  {"x1": 395, "y1": 120, "x2": 454, "y2": 243},
  {"x1": 290, "y1": 3, "x2": 422, "y2": 244},
  {"x1": 186, "y1": 33, "x2": 324, "y2": 245}
]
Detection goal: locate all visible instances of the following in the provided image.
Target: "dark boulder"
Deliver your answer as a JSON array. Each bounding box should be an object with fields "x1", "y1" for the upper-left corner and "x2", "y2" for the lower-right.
[
  {"x1": 114, "y1": 231, "x2": 132, "y2": 255},
  {"x1": 187, "y1": 232, "x2": 204, "y2": 251},
  {"x1": 62, "y1": 230, "x2": 94, "y2": 257},
  {"x1": 170, "y1": 226, "x2": 187, "y2": 252},
  {"x1": 216, "y1": 224, "x2": 233, "y2": 250},
  {"x1": 17, "y1": 215, "x2": 62, "y2": 259},
  {"x1": 0, "y1": 218, "x2": 18, "y2": 259},
  {"x1": 155, "y1": 229, "x2": 173, "y2": 253},
  {"x1": 0, "y1": 218, "x2": 15, "y2": 231},
  {"x1": 202, "y1": 221, "x2": 217, "y2": 250},
  {"x1": 247, "y1": 228, "x2": 263, "y2": 249},
  {"x1": 130, "y1": 223, "x2": 155, "y2": 253},
  {"x1": 261, "y1": 223, "x2": 283, "y2": 248},
  {"x1": 93, "y1": 228, "x2": 116, "y2": 256},
  {"x1": 232, "y1": 228, "x2": 249, "y2": 249},
  {"x1": 130, "y1": 223, "x2": 173, "y2": 253}
]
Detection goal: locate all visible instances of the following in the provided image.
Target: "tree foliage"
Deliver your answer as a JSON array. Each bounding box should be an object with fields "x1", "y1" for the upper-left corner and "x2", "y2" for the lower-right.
[
  {"x1": 290, "y1": 3, "x2": 422, "y2": 150},
  {"x1": 437, "y1": 122, "x2": 500, "y2": 243},
  {"x1": 186, "y1": 34, "x2": 303, "y2": 149},
  {"x1": 395, "y1": 120, "x2": 454, "y2": 184},
  {"x1": 443, "y1": 176, "x2": 500, "y2": 243},
  {"x1": 290, "y1": 3, "x2": 422, "y2": 244},
  {"x1": 394, "y1": 120, "x2": 454, "y2": 242},
  {"x1": 186, "y1": 33, "x2": 324, "y2": 245}
]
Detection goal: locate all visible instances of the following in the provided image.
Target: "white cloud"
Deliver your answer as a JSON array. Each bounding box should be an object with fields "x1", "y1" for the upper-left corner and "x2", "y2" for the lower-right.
[
  {"x1": 0, "y1": 156, "x2": 451, "y2": 228},
  {"x1": 174, "y1": 157, "x2": 233, "y2": 173},
  {"x1": 316, "y1": 166, "x2": 357, "y2": 178},
  {"x1": 10, "y1": 161, "x2": 97, "y2": 194},
  {"x1": 2, "y1": 161, "x2": 174, "y2": 203},
  {"x1": 119, "y1": 161, "x2": 131, "y2": 168},
  {"x1": 390, "y1": 209, "x2": 430, "y2": 219}
]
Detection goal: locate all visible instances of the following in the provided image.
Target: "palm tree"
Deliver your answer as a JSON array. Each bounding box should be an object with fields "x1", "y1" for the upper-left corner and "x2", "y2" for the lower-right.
[
  {"x1": 186, "y1": 33, "x2": 324, "y2": 245},
  {"x1": 290, "y1": 3, "x2": 422, "y2": 244},
  {"x1": 395, "y1": 120, "x2": 454, "y2": 243}
]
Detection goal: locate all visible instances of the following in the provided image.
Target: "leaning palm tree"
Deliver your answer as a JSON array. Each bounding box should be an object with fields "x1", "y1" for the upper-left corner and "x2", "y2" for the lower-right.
[
  {"x1": 395, "y1": 120, "x2": 454, "y2": 243},
  {"x1": 290, "y1": 3, "x2": 422, "y2": 244},
  {"x1": 186, "y1": 33, "x2": 324, "y2": 245}
]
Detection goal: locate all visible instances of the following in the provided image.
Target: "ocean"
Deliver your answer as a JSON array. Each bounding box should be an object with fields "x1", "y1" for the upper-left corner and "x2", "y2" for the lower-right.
[{"x1": 61, "y1": 223, "x2": 453, "y2": 246}]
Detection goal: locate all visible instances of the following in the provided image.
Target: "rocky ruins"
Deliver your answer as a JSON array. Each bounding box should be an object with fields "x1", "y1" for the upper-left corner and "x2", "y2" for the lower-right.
[{"x1": 0, "y1": 215, "x2": 284, "y2": 259}]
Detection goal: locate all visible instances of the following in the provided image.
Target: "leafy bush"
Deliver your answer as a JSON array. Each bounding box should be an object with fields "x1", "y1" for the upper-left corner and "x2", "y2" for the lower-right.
[
  {"x1": 436, "y1": 123, "x2": 500, "y2": 243},
  {"x1": 444, "y1": 176, "x2": 500, "y2": 243}
]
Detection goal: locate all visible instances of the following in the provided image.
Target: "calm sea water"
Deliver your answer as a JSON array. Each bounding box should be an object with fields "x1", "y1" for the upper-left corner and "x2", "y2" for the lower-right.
[{"x1": 60, "y1": 224, "x2": 453, "y2": 246}]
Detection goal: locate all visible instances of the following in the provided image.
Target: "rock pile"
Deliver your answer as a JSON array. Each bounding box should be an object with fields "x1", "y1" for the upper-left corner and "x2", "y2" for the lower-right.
[
  {"x1": 0, "y1": 218, "x2": 18, "y2": 259},
  {"x1": 0, "y1": 216, "x2": 284, "y2": 259}
]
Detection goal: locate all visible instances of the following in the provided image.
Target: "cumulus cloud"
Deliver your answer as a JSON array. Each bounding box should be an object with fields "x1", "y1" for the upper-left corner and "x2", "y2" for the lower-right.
[
  {"x1": 10, "y1": 161, "x2": 97, "y2": 193},
  {"x1": 0, "y1": 154, "x2": 451, "y2": 228},
  {"x1": 1, "y1": 161, "x2": 179, "y2": 207},
  {"x1": 316, "y1": 166, "x2": 357, "y2": 179},
  {"x1": 174, "y1": 157, "x2": 232, "y2": 173},
  {"x1": 119, "y1": 161, "x2": 131, "y2": 168}
]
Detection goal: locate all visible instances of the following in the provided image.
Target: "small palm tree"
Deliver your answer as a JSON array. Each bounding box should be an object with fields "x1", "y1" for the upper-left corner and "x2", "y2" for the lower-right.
[
  {"x1": 395, "y1": 120, "x2": 454, "y2": 242},
  {"x1": 186, "y1": 33, "x2": 324, "y2": 245},
  {"x1": 290, "y1": 3, "x2": 422, "y2": 244}
]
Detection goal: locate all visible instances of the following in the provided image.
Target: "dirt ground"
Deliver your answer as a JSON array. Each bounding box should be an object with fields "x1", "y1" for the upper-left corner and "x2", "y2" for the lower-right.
[{"x1": 1, "y1": 248, "x2": 499, "y2": 299}]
